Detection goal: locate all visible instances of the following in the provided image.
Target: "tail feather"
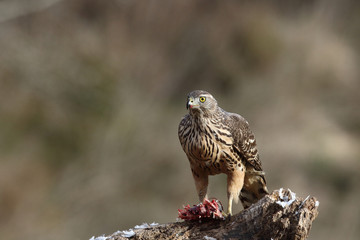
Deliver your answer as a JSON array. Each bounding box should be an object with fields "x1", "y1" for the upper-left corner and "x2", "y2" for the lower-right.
[{"x1": 240, "y1": 170, "x2": 268, "y2": 209}]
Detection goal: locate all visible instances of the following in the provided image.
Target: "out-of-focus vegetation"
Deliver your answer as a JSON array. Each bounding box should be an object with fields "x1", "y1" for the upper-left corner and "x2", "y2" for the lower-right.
[{"x1": 0, "y1": 0, "x2": 359, "y2": 239}]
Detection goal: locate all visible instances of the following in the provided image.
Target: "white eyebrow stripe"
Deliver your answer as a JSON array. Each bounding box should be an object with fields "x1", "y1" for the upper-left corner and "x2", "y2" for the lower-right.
[{"x1": 199, "y1": 94, "x2": 213, "y2": 98}]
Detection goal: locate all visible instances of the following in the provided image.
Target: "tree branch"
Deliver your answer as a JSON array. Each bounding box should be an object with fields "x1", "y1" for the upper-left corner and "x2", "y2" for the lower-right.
[{"x1": 93, "y1": 188, "x2": 319, "y2": 240}]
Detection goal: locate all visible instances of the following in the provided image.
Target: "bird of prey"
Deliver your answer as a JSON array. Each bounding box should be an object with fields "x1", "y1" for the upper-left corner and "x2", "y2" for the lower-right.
[{"x1": 178, "y1": 90, "x2": 268, "y2": 215}]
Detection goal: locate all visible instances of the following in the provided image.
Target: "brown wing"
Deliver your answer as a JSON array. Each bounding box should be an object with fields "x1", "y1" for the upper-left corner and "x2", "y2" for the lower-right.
[
  {"x1": 225, "y1": 112, "x2": 269, "y2": 208},
  {"x1": 224, "y1": 112, "x2": 263, "y2": 172}
]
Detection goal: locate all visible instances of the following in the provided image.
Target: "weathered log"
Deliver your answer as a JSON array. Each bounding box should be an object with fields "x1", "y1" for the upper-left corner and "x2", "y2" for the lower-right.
[{"x1": 92, "y1": 188, "x2": 319, "y2": 240}]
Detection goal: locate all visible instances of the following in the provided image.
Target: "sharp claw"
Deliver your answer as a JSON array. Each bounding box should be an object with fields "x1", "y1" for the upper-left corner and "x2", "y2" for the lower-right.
[{"x1": 222, "y1": 211, "x2": 232, "y2": 218}]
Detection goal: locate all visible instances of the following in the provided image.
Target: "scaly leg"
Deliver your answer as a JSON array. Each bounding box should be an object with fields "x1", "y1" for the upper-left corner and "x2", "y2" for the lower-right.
[{"x1": 227, "y1": 168, "x2": 245, "y2": 215}]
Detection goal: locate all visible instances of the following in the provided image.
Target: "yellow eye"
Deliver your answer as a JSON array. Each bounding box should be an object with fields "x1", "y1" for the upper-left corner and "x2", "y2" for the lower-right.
[{"x1": 199, "y1": 96, "x2": 206, "y2": 103}]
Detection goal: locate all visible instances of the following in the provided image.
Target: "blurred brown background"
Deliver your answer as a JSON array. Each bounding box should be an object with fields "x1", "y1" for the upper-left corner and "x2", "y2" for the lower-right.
[{"x1": 0, "y1": 0, "x2": 359, "y2": 239}]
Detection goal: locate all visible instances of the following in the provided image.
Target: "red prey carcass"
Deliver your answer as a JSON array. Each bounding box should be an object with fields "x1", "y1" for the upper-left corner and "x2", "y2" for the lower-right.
[{"x1": 178, "y1": 199, "x2": 225, "y2": 221}]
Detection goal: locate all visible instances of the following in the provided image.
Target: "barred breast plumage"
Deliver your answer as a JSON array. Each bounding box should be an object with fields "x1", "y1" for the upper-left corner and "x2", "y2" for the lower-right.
[{"x1": 178, "y1": 90, "x2": 269, "y2": 215}]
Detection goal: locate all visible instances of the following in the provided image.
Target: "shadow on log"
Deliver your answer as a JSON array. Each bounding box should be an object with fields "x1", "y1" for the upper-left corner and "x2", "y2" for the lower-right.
[{"x1": 93, "y1": 188, "x2": 319, "y2": 240}]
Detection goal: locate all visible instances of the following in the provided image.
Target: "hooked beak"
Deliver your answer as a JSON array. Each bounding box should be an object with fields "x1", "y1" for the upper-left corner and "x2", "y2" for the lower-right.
[{"x1": 186, "y1": 97, "x2": 198, "y2": 110}]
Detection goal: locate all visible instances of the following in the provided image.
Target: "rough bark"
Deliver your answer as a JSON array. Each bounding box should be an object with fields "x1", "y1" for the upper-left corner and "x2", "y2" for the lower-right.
[{"x1": 99, "y1": 188, "x2": 319, "y2": 240}]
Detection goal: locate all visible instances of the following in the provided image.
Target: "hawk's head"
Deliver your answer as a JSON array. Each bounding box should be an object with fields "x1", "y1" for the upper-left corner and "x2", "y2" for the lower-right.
[{"x1": 186, "y1": 90, "x2": 218, "y2": 117}]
